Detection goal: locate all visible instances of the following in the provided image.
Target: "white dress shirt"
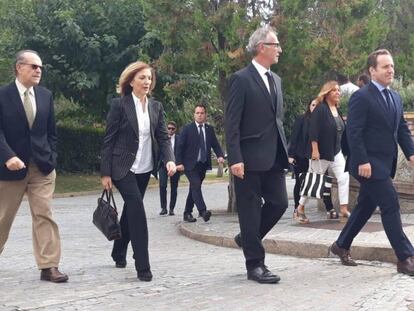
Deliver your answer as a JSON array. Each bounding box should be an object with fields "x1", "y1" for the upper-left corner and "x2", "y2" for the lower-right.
[
  {"x1": 170, "y1": 134, "x2": 175, "y2": 151},
  {"x1": 15, "y1": 78, "x2": 37, "y2": 116},
  {"x1": 130, "y1": 94, "x2": 153, "y2": 174},
  {"x1": 252, "y1": 59, "x2": 271, "y2": 94}
]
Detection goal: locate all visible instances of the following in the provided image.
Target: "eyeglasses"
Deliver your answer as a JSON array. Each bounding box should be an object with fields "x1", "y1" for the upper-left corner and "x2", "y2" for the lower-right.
[
  {"x1": 262, "y1": 42, "x2": 281, "y2": 48},
  {"x1": 19, "y1": 62, "x2": 43, "y2": 70},
  {"x1": 167, "y1": 127, "x2": 176, "y2": 130}
]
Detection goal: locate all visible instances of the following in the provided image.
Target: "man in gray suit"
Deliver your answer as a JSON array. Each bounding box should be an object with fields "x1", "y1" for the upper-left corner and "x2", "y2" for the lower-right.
[{"x1": 225, "y1": 26, "x2": 289, "y2": 284}]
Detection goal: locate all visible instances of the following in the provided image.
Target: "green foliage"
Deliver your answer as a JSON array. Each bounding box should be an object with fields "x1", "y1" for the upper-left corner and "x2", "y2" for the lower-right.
[
  {"x1": 57, "y1": 125, "x2": 104, "y2": 172},
  {"x1": 392, "y1": 78, "x2": 414, "y2": 111}
]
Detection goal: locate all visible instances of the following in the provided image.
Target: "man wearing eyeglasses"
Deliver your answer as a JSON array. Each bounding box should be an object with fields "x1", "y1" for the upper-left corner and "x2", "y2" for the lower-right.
[
  {"x1": 225, "y1": 26, "x2": 289, "y2": 284},
  {"x1": 0, "y1": 50, "x2": 68, "y2": 283},
  {"x1": 158, "y1": 121, "x2": 181, "y2": 216}
]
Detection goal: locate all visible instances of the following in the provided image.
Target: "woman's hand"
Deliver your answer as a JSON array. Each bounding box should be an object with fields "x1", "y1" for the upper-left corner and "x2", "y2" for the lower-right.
[
  {"x1": 166, "y1": 161, "x2": 177, "y2": 176},
  {"x1": 288, "y1": 157, "x2": 296, "y2": 164},
  {"x1": 311, "y1": 150, "x2": 320, "y2": 160},
  {"x1": 101, "y1": 176, "x2": 113, "y2": 190}
]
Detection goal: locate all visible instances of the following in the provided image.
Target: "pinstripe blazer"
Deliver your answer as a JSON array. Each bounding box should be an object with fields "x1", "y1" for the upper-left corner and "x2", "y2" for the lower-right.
[{"x1": 100, "y1": 94, "x2": 174, "y2": 181}]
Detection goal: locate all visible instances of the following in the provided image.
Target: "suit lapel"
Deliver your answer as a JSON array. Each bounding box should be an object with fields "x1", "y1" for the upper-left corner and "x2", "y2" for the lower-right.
[
  {"x1": 368, "y1": 83, "x2": 393, "y2": 130},
  {"x1": 248, "y1": 64, "x2": 275, "y2": 112},
  {"x1": 148, "y1": 98, "x2": 157, "y2": 140},
  {"x1": 123, "y1": 94, "x2": 139, "y2": 138},
  {"x1": 8, "y1": 83, "x2": 30, "y2": 128},
  {"x1": 32, "y1": 86, "x2": 42, "y2": 128},
  {"x1": 389, "y1": 90, "x2": 400, "y2": 130}
]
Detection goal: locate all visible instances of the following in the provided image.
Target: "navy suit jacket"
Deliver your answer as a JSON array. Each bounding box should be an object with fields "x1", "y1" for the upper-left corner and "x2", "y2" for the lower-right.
[
  {"x1": 176, "y1": 122, "x2": 224, "y2": 171},
  {"x1": 347, "y1": 82, "x2": 414, "y2": 180},
  {"x1": 0, "y1": 82, "x2": 57, "y2": 180}
]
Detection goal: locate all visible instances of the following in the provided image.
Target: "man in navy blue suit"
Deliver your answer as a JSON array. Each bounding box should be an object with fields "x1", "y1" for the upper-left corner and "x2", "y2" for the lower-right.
[
  {"x1": 176, "y1": 104, "x2": 224, "y2": 223},
  {"x1": 330, "y1": 49, "x2": 414, "y2": 276},
  {"x1": 158, "y1": 121, "x2": 181, "y2": 216}
]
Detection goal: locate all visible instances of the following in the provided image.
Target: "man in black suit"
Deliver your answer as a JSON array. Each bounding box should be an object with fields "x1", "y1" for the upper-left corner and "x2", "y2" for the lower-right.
[
  {"x1": 225, "y1": 26, "x2": 289, "y2": 284},
  {"x1": 330, "y1": 49, "x2": 414, "y2": 276},
  {"x1": 159, "y1": 121, "x2": 181, "y2": 216},
  {"x1": 0, "y1": 50, "x2": 68, "y2": 282},
  {"x1": 176, "y1": 104, "x2": 224, "y2": 223}
]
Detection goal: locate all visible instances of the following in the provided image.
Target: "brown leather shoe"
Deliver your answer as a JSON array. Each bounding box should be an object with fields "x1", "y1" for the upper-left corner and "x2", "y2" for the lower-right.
[
  {"x1": 329, "y1": 242, "x2": 358, "y2": 266},
  {"x1": 397, "y1": 256, "x2": 414, "y2": 276},
  {"x1": 40, "y1": 267, "x2": 69, "y2": 283}
]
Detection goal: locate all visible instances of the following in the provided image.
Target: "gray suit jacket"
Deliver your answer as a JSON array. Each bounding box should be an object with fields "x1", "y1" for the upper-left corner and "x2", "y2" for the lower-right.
[
  {"x1": 101, "y1": 95, "x2": 174, "y2": 180},
  {"x1": 225, "y1": 63, "x2": 289, "y2": 171}
]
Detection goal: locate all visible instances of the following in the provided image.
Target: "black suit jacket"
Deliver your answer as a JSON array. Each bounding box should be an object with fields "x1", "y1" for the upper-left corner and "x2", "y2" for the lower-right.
[
  {"x1": 176, "y1": 122, "x2": 224, "y2": 171},
  {"x1": 288, "y1": 114, "x2": 311, "y2": 159},
  {"x1": 0, "y1": 82, "x2": 57, "y2": 180},
  {"x1": 159, "y1": 134, "x2": 180, "y2": 167},
  {"x1": 225, "y1": 63, "x2": 289, "y2": 171},
  {"x1": 347, "y1": 82, "x2": 414, "y2": 180},
  {"x1": 101, "y1": 95, "x2": 174, "y2": 181}
]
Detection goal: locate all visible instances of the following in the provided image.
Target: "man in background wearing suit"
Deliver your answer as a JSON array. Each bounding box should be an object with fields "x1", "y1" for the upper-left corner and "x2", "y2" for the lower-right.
[
  {"x1": 159, "y1": 121, "x2": 181, "y2": 216},
  {"x1": 225, "y1": 26, "x2": 289, "y2": 284},
  {"x1": 330, "y1": 49, "x2": 414, "y2": 276},
  {"x1": 0, "y1": 50, "x2": 68, "y2": 282},
  {"x1": 176, "y1": 104, "x2": 224, "y2": 223}
]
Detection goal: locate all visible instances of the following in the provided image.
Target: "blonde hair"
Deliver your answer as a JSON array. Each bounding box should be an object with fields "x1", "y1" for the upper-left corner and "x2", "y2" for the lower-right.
[
  {"x1": 117, "y1": 61, "x2": 156, "y2": 96},
  {"x1": 314, "y1": 80, "x2": 340, "y2": 107}
]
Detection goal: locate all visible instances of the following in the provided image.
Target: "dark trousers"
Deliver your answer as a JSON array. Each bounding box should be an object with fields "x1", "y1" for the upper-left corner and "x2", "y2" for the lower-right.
[
  {"x1": 159, "y1": 164, "x2": 180, "y2": 211},
  {"x1": 112, "y1": 171, "x2": 151, "y2": 271},
  {"x1": 184, "y1": 162, "x2": 207, "y2": 214},
  {"x1": 234, "y1": 165, "x2": 288, "y2": 271},
  {"x1": 293, "y1": 157, "x2": 333, "y2": 211},
  {"x1": 336, "y1": 177, "x2": 414, "y2": 262}
]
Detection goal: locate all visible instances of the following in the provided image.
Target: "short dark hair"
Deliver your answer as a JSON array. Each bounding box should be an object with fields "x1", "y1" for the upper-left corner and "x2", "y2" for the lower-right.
[
  {"x1": 367, "y1": 49, "x2": 392, "y2": 72},
  {"x1": 14, "y1": 49, "x2": 40, "y2": 74},
  {"x1": 195, "y1": 104, "x2": 207, "y2": 112},
  {"x1": 357, "y1": 73, "x2": 370, "y2": 86}
]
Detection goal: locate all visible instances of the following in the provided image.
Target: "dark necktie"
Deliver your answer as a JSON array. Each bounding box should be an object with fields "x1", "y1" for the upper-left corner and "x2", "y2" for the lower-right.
[
  {"x1": 382, "y1": 89, "x2": 392, "y2": 112},
  {"x1": 198, "y1": 124, "x2": 207, "y2": 163},
  {"x1": 265, "y1": 72, "x2": 276, "y2": 109}
]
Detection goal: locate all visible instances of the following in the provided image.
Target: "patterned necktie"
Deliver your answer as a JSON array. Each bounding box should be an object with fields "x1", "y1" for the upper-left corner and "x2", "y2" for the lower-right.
[
  {"x1": 382, "y1": 89, "x2": 392, "y2": 112},
  {"x1": 199, "y1": 124, "x2": 207, "y2": 163},
  {"x1": 23, "y1": 90, "x2": 35, "y2": 128},
  {"x1": 265, "y1": 71, "x2": 276, "y2": 109}
]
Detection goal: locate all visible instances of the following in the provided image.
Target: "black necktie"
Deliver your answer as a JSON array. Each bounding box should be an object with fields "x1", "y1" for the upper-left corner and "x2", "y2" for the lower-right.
[
  {"x1": 198, "y1": 124, "x2": 207, "y2": 163},
  {"x1": 265, "y1": 72, "x2": 276, "y2": 109},
  {"x1": 382, "y1": 89, "x2": 392, "y2": 111}
]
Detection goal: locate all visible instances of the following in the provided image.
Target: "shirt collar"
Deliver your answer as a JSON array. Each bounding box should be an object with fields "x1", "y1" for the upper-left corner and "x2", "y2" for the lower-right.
[
  {"x1": 195, "y1": 121, "x2": 204, "y2": 128},
  {"x1": 15, "y1": 79, "x2": 34, "y2": 96},
  {"x1": 371, "y1": 79, "x2": 389, "y2": 93},
  {"x1": 252, "y1": 59, "x2": 269, "y2": 77},
  {"x1": 131, "y1": 92, "x2": 148, "y2": 108}
]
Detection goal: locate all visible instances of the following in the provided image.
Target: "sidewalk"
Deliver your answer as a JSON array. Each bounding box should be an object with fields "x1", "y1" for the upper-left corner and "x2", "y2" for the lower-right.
[{"x1": 180, "y1": 178, "x2": 414, "y2": 264}]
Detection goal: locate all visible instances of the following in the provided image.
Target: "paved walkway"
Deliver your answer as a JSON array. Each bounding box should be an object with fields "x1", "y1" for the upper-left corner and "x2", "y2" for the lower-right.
[{"x1": 1, "y1": 178, "x2": 414, "y2": 310}]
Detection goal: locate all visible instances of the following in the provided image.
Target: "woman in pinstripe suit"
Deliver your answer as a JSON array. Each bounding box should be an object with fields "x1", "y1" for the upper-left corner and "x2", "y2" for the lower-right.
[{"x1": 101, "y1": 61, "x2": 176, "y2": 281}]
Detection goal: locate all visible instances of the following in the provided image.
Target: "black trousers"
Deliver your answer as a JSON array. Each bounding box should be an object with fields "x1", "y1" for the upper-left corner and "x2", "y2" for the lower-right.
[
  {"x1": 184, "y1": 162, "x2": 207, "y2": 214},
  {"x1": 292, "y1": 157, "x2": 333, "y2": 211},
  {"x1": 234, "y1": 164, "x2": 288, "y2": 271},
  {"x1": 159, "y1": 164, "x2": 180, "y2": 211},
  {"x1": 112, "y1": 171, "x2": 151, "y2": 271},
  {"x1": 336, "y1": 177, "x2": 414, "y2": 262}
]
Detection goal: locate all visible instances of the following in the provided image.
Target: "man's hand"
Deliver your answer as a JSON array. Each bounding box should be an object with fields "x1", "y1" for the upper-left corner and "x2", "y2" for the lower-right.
[
  {"x1": 288, "y1": 157, "x2": 295, "y2": 164},
  {"x1": 166, "y1": 161, "x2": 177, "y2": 176},
  {"x1": 358, "y1": 163, "x2": 372, "y2": 179},
  {"x1": 101, "y1": 176, "x2": 113, "y2": 190},
  {"x1": 231, "y1": 162, "x2": 244, "y2": 179},
  {"x1": 217, "y1": 157, "x2": 225, "y2": 164},
  {"x1": 176, "y1": 164, "x2": 185, "y2": 172},
  {"x1": 5, "y1": 156, "x2": 26, "y2": 171}
]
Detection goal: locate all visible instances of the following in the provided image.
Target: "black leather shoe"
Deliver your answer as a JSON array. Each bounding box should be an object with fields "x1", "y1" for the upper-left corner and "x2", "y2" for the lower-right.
[
  {"x1": 115, "y1": 260, "x2": 127, "y2": 268},
  {"x1": 169, "y1": 209, "x2": 175, "y2": 216},
  {"x1": 159, "y1": 208, "x2": 168, "y2": 215},
  {"x1": 329, "y1": 242, "x2": 357, "y2": 266},
  {"x1": 200, "y1": 210, "x2": 212, "y2": 222},
  {"x1": 137, "y1": 269, "x2": 153, "y2": 282},
  {"x1": 183, "y1": 213, "x2": 197, "y2": 222},
  {"x1": 234, "y1": 233, "x2": 242, "y2": 248},
  {"x1": 40, "y1": 267, "x2": 69, "y2": 283},
  {"x1": 397, "y1": 256, "x2": 414, "y2": 276},
  {"x1": 247, "y1": 266, "x2": 280, "y2": 284}
]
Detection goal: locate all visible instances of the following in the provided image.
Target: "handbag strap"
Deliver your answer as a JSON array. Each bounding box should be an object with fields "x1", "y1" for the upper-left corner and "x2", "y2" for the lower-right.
[{"x1": 108, "y1": 189, "x2": 118, "y2": 212}]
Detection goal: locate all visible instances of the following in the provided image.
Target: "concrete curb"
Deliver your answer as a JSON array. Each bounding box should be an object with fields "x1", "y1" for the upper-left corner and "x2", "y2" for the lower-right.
[{"x1": 179, "y1": 221, "x2": 397, "y2": 264}]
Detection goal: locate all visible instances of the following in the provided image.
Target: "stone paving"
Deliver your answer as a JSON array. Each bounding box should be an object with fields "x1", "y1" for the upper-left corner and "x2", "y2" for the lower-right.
[{"x1": 1, "y1": 179, "x2": 414, "y2": 310}]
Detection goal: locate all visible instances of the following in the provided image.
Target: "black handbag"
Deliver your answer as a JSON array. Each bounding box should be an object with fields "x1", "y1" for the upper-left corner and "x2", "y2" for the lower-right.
[
  {"x1": 299, "y1": 161, "x2": 333, "y2": 199},
  {"x1": 93, "y1": 189, "x2": 122, "y2": 241}
]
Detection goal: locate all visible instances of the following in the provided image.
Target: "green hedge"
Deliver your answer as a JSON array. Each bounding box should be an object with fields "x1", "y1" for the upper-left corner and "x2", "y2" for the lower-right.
[{"x1": 57, "y1": 125, "x2": 105, "y2": 173}]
